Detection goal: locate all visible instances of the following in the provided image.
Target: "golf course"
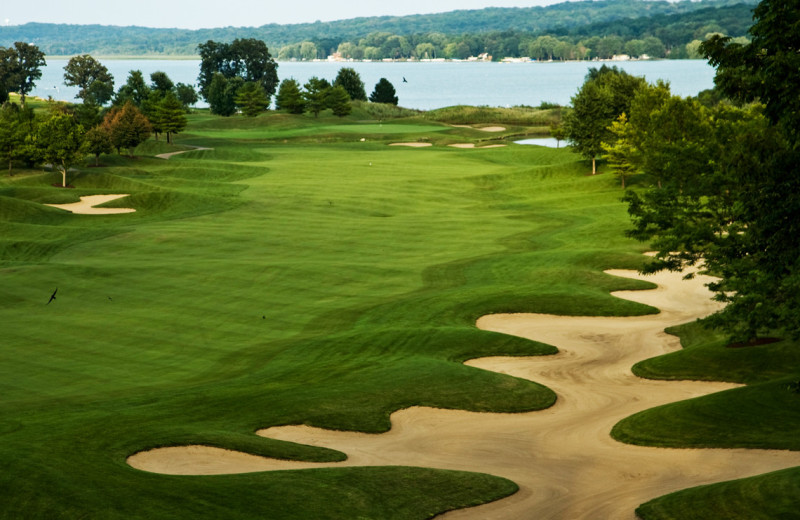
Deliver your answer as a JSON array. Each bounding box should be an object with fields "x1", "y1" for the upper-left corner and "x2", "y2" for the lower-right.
[{"x1": 2, "y1": 102, "x2": 800, "y2": 519}]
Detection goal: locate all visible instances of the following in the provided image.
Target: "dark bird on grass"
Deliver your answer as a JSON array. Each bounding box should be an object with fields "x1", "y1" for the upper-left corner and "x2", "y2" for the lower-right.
[
  {"x1": 47, "y1": 288, "x2": 57, "y2": 305},
  {"x1": 403, "y1": 77, "x2": 408, "y2": 83}
]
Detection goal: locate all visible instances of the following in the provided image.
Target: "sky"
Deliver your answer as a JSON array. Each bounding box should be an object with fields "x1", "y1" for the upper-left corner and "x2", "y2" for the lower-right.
[{"x1": 3, "y1": 1, "x2": 565, "y2": 29}]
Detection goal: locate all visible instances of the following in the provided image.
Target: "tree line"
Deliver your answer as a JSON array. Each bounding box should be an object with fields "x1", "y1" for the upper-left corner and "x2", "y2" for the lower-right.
[
  {"x1": 1, "y1": 37, "x2": 403, "y2": 182},
  {"x1": 0, "y1": 47, "x2": 194, "y2": 186},
  {"x1": 562, "y1": 0, "x2": 800, "y2": 341},
  {"x1": 0, "y1": 0, "x2": 754, "y2": 60},
  {"x1": 277, "y1": 3, "x2": 752, "y2": 63}
]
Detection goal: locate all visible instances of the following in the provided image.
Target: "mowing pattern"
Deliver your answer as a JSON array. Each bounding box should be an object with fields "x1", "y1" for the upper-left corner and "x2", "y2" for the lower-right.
[{"x1": 2, "y1": 113, "x2": 796, "y2": 519}]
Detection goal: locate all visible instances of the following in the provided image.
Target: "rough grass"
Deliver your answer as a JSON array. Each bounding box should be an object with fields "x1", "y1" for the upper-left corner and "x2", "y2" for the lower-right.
[
  {"x1": 424, "y1": 104, "x2": 562, "y2": 126},
  {"x1": 0, "y1": 109, "x2": 728, "y2": 520}
]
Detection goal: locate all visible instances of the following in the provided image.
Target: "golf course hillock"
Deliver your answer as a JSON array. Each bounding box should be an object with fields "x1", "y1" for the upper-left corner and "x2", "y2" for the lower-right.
[{"x1": 1, "y1": 107, "x2": 798, "y2": 519}]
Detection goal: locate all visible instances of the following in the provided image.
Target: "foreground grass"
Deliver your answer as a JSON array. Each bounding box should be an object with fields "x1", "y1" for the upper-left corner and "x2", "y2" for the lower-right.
[
  {"x1": 613, "y1": 323, "x2": 800, "y2": 519},
  {"x1": 0, "y1": 108, "x2": 694, "y2": 519}
]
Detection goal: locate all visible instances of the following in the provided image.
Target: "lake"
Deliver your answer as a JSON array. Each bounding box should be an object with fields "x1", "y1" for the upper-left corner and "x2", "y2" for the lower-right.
[{"x1": 30, "y1": 59, "x2": 716, "y2": 110}]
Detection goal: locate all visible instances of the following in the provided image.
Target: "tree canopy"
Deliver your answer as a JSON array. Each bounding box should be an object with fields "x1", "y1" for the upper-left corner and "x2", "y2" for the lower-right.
[
  {"x1": 334, "y1": 68, "x2": 367, "y2": 101},
  {"x1": 622, "y1": 0, "x2": 800, "y2": 341},
  {"x1": 197, "y1": 38, "x2": 278, "y2": 106},
  {"x1": 63, "y1": 55, "x2": 114, "y2": 106},
  {"x1": 37, "y1": 110, "x2": 86, "y2": 187},
  {"x1": 0, "y1": 42, "x2": 46, "y2": 105},
  {"x1": 369, "y1": 78, "x2": 399, "y2": 105},
  {"x1": 564, "y1": 66, "x2": 646, "y2": 174}
]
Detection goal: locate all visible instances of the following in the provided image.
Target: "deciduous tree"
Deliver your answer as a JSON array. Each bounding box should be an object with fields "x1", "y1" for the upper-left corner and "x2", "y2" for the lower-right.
[
  {"x1": 103, "y1": 101, "x2": 152, "y2": 156},
  {"x1": 197, "y1": 39, "x2": 278, "y2": 104},
  {"x1": 0, "y1": 42, "x2": 46, "y2": 105},
  {"x1": 563, "y1": 66, "x2": 646, "y2": 174},
  {"x1": 114, "y1": 70, "x2": 151, "y2": 109},
  {"x1": 175, "y1": 83, "x2": 198, "y2": 110},
  {"x1": 206, "y1": 73, "x2": 242, "y2": 117},
  {"x1": 38, "y1": 111, "x2": 86, "y2": 187},
  {"x1": 334, "y1": 68, "x2": 367, "y2": 101},
  {"x1": 84, "y1": 125, "x2": 113, "y2": 166},
  {"x1": 63, "y1": 55, "x2": 114, "y2": 106}
]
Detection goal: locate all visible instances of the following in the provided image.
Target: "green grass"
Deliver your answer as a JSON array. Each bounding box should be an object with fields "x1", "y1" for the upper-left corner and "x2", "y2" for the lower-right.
[
  {"x1": 0, "y1": 109, "x2": 709, "y2": 519},
  {"x1": 636, "y1": 467, "x2": 800, "y2": 520},
  {"x1": 614, "y1": 322, "x2": 800, "y2": 519}
]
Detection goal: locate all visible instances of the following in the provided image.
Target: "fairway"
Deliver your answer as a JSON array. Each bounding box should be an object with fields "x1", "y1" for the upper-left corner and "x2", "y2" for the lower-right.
[{"x1": 2, "y1": 110, "x2": 797, "y2": 519}]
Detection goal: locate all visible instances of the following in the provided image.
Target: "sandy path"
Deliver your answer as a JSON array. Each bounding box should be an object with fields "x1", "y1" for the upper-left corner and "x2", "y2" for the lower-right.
[
  {"x1": 128, "y1": 268, "x2": 800, "y2": 518},
  {"x1": 45, "y1": 194, "x2": 135, "y2": 215},
  {"x1": 156, "y1": 146, "x2": 213, "y2": 160}
]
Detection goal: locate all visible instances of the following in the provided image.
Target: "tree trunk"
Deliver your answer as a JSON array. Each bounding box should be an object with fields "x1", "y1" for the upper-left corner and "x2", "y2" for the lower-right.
[
  {"x1": 95, "y1": 154, "x2": 99, "y2": 166},
  {"x1": 592, "y1": 157, "x2": 597, "y2": 175},
  {"x1": 60, "y1": 162, "x2": 67, "y2": 188}
]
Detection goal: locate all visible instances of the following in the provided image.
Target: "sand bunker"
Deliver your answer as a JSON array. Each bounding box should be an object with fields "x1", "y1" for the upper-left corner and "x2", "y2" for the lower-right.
[
  {"x1": 156, "y1": 146, "x2": 214, "y2": 160},
  {"x1": 448, "y1": 143, "x2": 507, "y2": 149},
  {"x1": 451, "y1": 125, "x2": 507, "y2": 132},
  {"x1": 45, "y1": 194, "x2": 135, "y2": 215},
  {"x1": 128, "y1": 268, "x2": 800, "y2": 519},
  {"x1": 389, "y1": 142, "x2": 433, "y2": 147}
]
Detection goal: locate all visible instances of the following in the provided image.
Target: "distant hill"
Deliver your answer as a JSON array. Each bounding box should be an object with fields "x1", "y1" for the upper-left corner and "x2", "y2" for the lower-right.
[{"x1": 0, "y1": 0, "x2": 756, "y2": 58}]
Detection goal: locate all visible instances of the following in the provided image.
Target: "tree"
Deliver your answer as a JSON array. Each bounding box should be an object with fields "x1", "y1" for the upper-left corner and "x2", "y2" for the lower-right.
[
  {"x1": 276, "y1": 79, "x2": 306, "y2": 114},
  {"x1": 234, "y1": 82, "x2": 270, "y2": 117},
  {"x1": 114, "y1": 70, "x2": 151, "y2": 108},
  {"x1": 63, "y1": 55, "x2": 114, "y2": 106},
  {"x1": 38, "y1": 111, "x2": 86, "y2": 187},
  {"x1": 702, "y1": 0, "x2": 800, "y2": 139},
  {"x1": 328, "y1": 85, "x2": 352, "y2": 117},
  {"x1": 175, "y1": 83, "x2": 198, "y2": 110},
  {"x1": 149, "y1": 71, "x2": 174, "y2": 95},
  {"x1": 549, "y1": 123, "x2": 566, "y2": 148},
  {"x1": 206, "y1": 73, "x2": 242, "y2": 117},
  {"x1": 103, "y1": 101, "x2": 152, "y2": 156},
  {"x1": 602, "y1": 114, "x2": 638, "y2": 189},
  {"x1": 621, "y1": 0, "x2": 800, "y2": 341},
  {"x1": 0, "y1": 105, "x2": 25, "y2": 174},
  {"x1": 303, "y1": 77, "x2": 331, "y2": 117},
  {"x1": 0, "y1": 42, "x2": 46, "y2": 105},
  {"x1": 197, "y1": 38, "x2": 279, "y2": 104},
  {"x1": 84, "y1": 126, "x2": 113, "y2": 166},
  {"x1": 155, "y1": 92, "x2": 187, "y2": 143},
  {"x1": 369, "y1": 78, "x2": 398, "y2": 105},
  {"x1": 334, "y1": 68, "x2": 367, "y2": 101},
  {"x1": 563, "y1": 66, "x2": 646, "y2": 174}
]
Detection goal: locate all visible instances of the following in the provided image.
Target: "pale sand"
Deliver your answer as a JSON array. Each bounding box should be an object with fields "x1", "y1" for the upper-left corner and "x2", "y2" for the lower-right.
[
  {"x1": 156, "y1": 146, "x2": 214, "y2": 160},
  {"x1": 127, "y1": 268, "x2": 800, "y2": 519},
  {"x1": 451, "y1": 125, "x2": 507, "y2": 132},
  {"x1": 448, "y1": 143, "x2": 507, "y2": 149},
  {"x1": 45, "y1": 194, "x2": 135, "y2": 215},
  {"x1": 389, "y1": 142, "x2": 433, "y2": 147}
]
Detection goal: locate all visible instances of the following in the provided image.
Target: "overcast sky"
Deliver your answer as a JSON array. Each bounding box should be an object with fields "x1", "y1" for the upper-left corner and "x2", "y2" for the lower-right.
[{"x1": 3, "y1": 1, "x2": 565, "y2": 29}]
